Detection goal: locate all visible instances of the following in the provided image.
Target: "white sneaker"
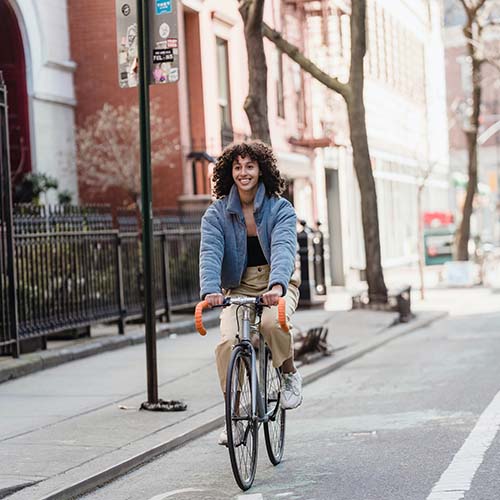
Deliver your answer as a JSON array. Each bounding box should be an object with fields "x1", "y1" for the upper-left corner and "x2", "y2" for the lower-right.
[
  {"x1": 218, "y1": 425, "x2": 246, "y2": 446},
  {"x1": 218, "y1": 429, "x2": 228, "y2": 446},
  {"x1": 280, "y1": 371, "x2": 303, "y2": 409}
]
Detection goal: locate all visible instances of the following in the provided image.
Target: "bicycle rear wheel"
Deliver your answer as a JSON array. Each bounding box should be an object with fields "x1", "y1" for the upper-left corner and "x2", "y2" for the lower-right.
[
  {"x1": 263, "y1": 347, "x2": 286, "y2": 465},
  {"x1": 225, "y1": 346, "x2": 258, "y2": 491}
]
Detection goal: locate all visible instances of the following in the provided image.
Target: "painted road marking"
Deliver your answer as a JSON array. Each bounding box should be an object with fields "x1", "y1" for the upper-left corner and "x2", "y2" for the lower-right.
[
  {"x1": 427, "y1": 389, "x2": 500, "y2": 500},
  {"x1": 148, "y1": 488, "x2": 205, "y2": 500},
  {"x1": 237, "y1": 494, "x2": 264, "y2": 500}
]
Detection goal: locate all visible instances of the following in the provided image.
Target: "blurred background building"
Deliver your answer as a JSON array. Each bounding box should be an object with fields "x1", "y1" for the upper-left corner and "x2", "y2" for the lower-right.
[
  {"x1": 303, "y1": 0, "x2": 451, "y2": 286},
  {"x1": 443, "y1": 0, "x2": 500, "y2": 245}
]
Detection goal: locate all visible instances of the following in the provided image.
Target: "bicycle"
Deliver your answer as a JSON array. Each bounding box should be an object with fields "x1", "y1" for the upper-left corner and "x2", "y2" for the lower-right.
[{"x1": 195, "y1": 296, "x2": 289, "y2": 490}]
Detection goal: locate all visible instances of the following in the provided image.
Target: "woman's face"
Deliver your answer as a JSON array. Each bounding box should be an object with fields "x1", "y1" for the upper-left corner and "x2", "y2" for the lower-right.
[{"x1": 232, "y1": 155, "x2": 260, "y2": 195}]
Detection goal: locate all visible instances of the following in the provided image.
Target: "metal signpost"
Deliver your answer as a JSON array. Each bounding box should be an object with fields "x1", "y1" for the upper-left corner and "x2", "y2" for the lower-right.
[{"x1": 116, "y1": 0, "x2": 185, "y2": 410}]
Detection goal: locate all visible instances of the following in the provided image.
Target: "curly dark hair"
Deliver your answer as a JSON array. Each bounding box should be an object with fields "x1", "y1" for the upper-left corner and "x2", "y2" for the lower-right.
[{"x1": 212, "y1": 141, "x2": 286, "y2": 198}]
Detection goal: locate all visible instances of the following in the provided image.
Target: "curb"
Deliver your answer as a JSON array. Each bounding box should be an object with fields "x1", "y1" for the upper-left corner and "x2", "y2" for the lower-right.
[
  {"x1": 42, "y1": 413, "x2": 226, "y2": 500},
  {"x1": 22, "y1": 310, "x2": 447, "y2": 500},
  {"x1": 0, "y1": 313, "x2": 221, "y2": 385}
]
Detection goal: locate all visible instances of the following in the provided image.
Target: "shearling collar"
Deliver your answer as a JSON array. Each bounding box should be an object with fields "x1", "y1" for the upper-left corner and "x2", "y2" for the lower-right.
[{"x1": 227, "y1": 182, "x2": 266, "y2": 215}]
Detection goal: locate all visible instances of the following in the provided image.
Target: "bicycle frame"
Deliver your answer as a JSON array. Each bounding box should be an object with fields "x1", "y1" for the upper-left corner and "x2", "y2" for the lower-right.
[{"x1": 229, "y1": 297, "x2": 274, "y2": 424}]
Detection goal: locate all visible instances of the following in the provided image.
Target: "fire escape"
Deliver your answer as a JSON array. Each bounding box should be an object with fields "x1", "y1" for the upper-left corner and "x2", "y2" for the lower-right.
[{"x1": 284, "y1": 0, "x2": 349, "y2": 149}]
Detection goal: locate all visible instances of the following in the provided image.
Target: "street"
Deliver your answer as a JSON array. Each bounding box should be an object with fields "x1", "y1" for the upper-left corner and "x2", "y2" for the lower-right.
[{"x1": 80, "y1": 288, "x2": 500, "y2": 500}]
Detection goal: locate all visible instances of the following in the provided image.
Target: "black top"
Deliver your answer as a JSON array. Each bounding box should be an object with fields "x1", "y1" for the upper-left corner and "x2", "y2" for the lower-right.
[{"x1": 247, "y1": 236, "x2": 268, "y2": 267}]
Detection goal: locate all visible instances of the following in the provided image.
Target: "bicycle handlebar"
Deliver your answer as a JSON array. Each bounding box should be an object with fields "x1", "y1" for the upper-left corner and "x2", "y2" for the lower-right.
[{"x1": 195, "y1": 297, "x2": 289, "y2": 336}]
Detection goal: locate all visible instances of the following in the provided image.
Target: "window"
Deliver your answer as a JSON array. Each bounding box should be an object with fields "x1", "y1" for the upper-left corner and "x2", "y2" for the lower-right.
[
  {"x1": 292, "y1": 65, "x2": 306, "y2": 127},
  {"x1": 276, "y1": 50, "x2": 285, "y2": 118},
  {"x1": 216, "y1": 37, "x2": 233, "y2": 145}
]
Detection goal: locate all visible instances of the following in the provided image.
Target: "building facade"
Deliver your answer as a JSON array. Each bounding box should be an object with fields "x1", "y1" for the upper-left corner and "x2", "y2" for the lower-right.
[
  {"x1": 303, "y1": 0, "x2": 450, "y2": 286},
  {"x1": 443, "y1": 0, "x2": 500, "y2": 244},
  {"x1": 65, "y1": 0, "x2": 317, "y2": 219},
  {"x1": 0, "y1": 0, "x2": 78, "y2": 202}
]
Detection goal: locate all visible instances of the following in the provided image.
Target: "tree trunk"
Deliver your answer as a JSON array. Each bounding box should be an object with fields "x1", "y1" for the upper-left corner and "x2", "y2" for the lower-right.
[
  {"x1": 346, "y1": 98, "x2": 388, "y2": 302},
  {"x1": 456, "y1": 131, "x2": 479, "y2": 260},
  {"x1": 456, "y1": 33, "x2": 482, "y2": 260},
  {"x1": 239, "y1": 0, "x2": 272, "y2": 145},
  {"x1": 347, "y1": 0, "x2": 387, "y2": 303}
]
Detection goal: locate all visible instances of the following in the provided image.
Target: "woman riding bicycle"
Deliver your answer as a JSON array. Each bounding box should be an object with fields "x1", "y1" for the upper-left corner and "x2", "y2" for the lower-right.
[{"x1": 199, "y1": 140, "x2": 303, "y2": 446}]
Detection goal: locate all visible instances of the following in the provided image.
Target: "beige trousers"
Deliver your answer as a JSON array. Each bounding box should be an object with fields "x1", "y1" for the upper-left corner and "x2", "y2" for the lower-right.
[{"x1": 215, "y1": 265, "x2": 300, "y2": 392}]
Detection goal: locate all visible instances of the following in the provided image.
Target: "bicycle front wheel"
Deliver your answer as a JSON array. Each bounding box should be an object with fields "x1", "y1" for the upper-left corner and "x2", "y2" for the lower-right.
[
  {"x1": 225, "y1": 346, "x2": 258, "y2": 491},
  {"x1": 263, "y1": 346, "x2": 286, "y2": 465}
]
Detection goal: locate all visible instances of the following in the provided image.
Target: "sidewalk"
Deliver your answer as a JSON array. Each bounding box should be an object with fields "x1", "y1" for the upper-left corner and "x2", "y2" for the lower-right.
[
  {"x1": 0, "y1": 290, "x2": 446, "y2": 500},
  {"x1": 0, "y1": 311, "x2": 221, "y2": 384}
]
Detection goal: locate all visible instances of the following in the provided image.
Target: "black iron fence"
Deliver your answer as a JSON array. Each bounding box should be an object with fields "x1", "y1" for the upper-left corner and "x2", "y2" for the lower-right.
[
  {"x1": 0, "y1": 204, "x2": 203, "y2": 355},
  {"x1": 0, "y1": 72, "x2": 19, "y2": 357}
]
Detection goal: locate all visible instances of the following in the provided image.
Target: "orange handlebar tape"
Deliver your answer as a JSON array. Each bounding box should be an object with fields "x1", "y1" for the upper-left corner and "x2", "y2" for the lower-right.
[
  {"x1": 277, "y1": 298, "x2": 289, "y2": 332},
  {"x1": 195, "y1": 300, "x2": 210, "y2": 336}
]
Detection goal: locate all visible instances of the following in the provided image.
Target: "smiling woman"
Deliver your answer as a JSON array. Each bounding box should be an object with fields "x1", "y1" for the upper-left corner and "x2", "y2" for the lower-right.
[{"x1": 199, "y1": 140, "x2": 303, "y2": 449}]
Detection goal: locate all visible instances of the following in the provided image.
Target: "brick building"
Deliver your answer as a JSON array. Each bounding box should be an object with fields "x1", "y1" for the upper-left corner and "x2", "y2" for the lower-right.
[
  {"x1": 1, "y1": 0, "x2": 318, "y2": 217},
  {"x1": 67, "y1": 0, "x2": 318, "y2": 218}
]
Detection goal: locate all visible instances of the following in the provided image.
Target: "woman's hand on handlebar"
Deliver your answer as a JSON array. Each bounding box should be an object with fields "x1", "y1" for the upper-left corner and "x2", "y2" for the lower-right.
[
  {"x1": 205, "y1": 292, "x2": 225, "y2": 307},
  {"x1": 261, "y1": 284, "x2": 283, "y2": 306}
]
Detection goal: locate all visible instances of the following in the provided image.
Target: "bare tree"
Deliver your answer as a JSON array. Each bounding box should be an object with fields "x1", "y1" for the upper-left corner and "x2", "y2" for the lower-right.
[
  {"x1": 259, "y1": 0, "x2": 387, "y2": 302},
  {"x1": 455, "y1": 0, "x2": 500, "y2": 259},
  {"x1": 75, "y1": 100, "x2": 178, "y2": 207}
]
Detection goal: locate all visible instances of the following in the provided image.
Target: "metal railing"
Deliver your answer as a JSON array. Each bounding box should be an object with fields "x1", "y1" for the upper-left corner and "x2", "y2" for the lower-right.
[
  {"x1": 0, "y1": 72, "x2": 19, "y2": 356},
  {"x1": 0, "y1": 204, "x2": 203, "y2": 355}
]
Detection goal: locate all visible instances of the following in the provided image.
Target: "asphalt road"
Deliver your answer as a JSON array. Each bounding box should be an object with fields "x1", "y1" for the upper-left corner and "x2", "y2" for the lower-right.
[{"x1": 80, "y1": 291, "x2": 500, "y2": 500}]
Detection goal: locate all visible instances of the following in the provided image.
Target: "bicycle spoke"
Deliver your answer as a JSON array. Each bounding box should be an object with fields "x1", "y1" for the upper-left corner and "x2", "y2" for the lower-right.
[
  {"x1": 226, "y1": 349, "x2": 257, "y2": 490},
  {"x1": 264, "y1": 348, "x2": 286, "y2": 465}
]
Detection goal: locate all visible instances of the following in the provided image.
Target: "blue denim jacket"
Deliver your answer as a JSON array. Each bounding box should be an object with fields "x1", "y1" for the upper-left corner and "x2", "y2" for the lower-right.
[{"x1": 199, "y1": 182, "x2": 297, "y2": 299}]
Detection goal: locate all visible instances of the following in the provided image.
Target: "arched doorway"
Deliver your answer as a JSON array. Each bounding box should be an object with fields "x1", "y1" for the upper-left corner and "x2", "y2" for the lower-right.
[{"x1": 0, "y1": 0, "x2": 32, "y2": 184}]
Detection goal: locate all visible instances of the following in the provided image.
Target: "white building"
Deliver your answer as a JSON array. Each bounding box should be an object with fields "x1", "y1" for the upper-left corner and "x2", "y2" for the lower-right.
[
  {"x1": 1, "y1": 0, "x2": 78, "y2": 202},
  {"x1": 305, "y1": 0, "x2": 450, "y2": 286}
]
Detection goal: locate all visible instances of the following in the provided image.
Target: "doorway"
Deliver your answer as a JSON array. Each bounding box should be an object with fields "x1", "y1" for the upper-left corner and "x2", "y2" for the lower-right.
[
  {"x1": 0, "y1": 0, "x2": 32, "y2": 184},
  {"x1": 326, "y1": 168, "x2": 344, "y2": 285}
]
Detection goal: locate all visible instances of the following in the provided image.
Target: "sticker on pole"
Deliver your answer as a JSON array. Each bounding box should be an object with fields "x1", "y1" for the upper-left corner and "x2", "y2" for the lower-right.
[
  {"x1": 156, "y1": 0, "x2": 172, "y2": 14},
  {"x1": 150, "y1": 0, "x2": 179, "y2": 84},
  {"x1": 116, "y1": 1, "x2": 138, "y2": 88},
  {"x1": 116, "y1": 0, "x2": 179, "y2": 87}
]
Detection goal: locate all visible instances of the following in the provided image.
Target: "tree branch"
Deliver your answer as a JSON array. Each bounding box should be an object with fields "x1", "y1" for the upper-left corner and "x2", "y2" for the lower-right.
[
  {"x1": 262, "y1": 22, "x2": 349, "y2": 98},
  {"x1": 459, "y1": 0, "x2": 488, "y2": 19},
  {"x1": 239, "y1": 0, "x2": 264, "y2": 31}
]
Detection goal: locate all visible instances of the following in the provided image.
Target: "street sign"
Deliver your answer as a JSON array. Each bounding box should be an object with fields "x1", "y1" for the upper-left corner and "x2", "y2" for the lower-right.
[
  {"x1": 150, "y1": 0, "x2": 179, "y2": 84},
  {"x1": 116, "y1": 0, "x2": 179, "y2": 87},
  {"x1": 116, "y1": 1, "x2": 139, "y2": 88}
]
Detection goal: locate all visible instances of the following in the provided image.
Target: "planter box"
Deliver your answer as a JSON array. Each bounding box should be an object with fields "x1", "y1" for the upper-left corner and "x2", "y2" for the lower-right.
[{"x1": 444, "y1": 261, "x2": 479, "y2": 287}]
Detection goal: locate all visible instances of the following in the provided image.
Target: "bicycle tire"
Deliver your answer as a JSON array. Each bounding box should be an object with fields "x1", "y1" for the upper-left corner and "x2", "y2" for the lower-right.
[
  {"x1": 263, "y1": 346, "x2": 286, "y2": 465},
  {"x1": 225, "y1": 345, "x2": 258, "y2": 491}
]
